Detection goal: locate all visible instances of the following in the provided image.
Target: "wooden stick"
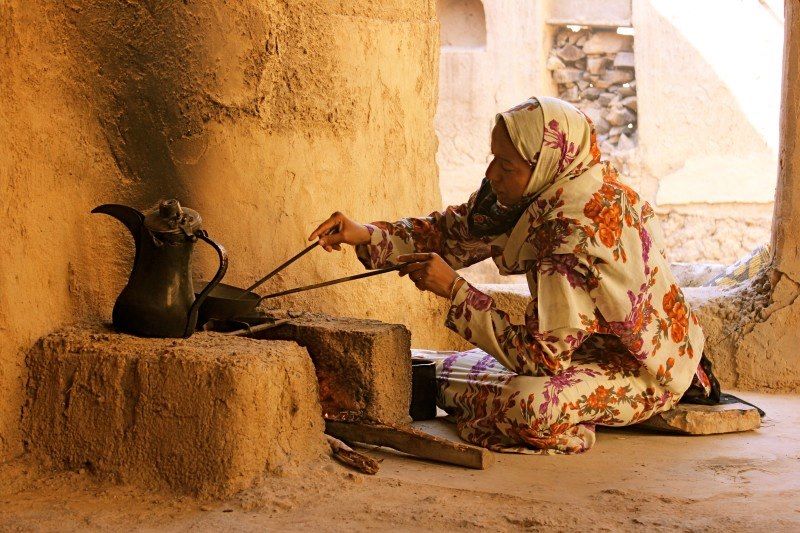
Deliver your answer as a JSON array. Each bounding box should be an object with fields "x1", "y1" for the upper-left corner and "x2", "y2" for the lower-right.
[
  {"x1": 325, "y1": 434, "x2": 380, "y2": 475},
  {"x1": 325, "y1": 419, "x2": 493, "y2": 470},
  {"x1": 223, "y1": 318, "x2": 292, "y2": 337}
]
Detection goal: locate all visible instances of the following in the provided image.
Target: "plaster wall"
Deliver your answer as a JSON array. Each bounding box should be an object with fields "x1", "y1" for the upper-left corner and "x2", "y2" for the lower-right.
[
  {"x1": 546, "y1": 0, "x2": 632, "y2": 27},
  {"x1": 435, "y1": 0, "x2": 555, "y2": 207},
  {"x1": 0, "y1": 0, "x2": 446, "y2": 462},
  {"x1": 632, "y1": 0, "x2": 783, "y2": 263}
]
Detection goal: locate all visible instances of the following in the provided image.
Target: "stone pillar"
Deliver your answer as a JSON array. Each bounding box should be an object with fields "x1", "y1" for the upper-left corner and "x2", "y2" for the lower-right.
[{"x1": 771, "y1": 0, "x2": 800, "y2": 279}]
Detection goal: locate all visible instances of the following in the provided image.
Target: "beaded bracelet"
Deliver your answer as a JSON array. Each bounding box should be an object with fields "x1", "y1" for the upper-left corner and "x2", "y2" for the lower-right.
[{"x1": 448, "y1": 275, "x2": 465, "y2": 301}]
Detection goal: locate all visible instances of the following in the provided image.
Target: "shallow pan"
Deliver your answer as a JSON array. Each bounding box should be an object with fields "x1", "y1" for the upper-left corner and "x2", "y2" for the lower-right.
[{"x1": 194, "y1": 280, "x2": 260, "y2": 325}]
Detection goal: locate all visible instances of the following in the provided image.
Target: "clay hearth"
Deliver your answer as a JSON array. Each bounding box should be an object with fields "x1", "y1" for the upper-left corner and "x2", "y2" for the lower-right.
[
  {"x1": 22, "y1": 312, "x2": 413, "y2": 496},
  {"x1": 255, "y1": 312, "x2": 413, "y2": 426}
]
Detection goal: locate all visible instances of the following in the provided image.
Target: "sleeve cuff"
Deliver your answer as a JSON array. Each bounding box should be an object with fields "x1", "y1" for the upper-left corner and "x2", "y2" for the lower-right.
[{"x1": 355, "y1": 224, "x2": 392, "y2": 269}]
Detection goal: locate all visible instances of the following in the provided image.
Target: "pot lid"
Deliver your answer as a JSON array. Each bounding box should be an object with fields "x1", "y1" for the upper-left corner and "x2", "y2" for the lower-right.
[{"x1": 143, "y1": 199, "x2": 202, "y2": 235}]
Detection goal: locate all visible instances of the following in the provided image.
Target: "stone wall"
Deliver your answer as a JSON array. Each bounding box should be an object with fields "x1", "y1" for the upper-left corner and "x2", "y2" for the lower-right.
[
  {"x1": 0, "y1": 0, "x2": 444, "y2": 462},
  {"x1": 549, "y1": 27, "x2": 637, "y2": 156}
]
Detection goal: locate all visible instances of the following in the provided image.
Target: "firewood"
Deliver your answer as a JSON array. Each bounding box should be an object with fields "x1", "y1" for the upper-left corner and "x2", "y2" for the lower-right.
[
  {"x1": 324, "y1": 434, "x2": 380, "y2": 475},
  {"x1": 325, "y1": 419, "x2": 494, "y2": 470}
]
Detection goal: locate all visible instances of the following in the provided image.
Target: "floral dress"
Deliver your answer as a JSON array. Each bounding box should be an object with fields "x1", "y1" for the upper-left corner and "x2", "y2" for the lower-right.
[{"x1": 356, "y1": 97, "x2": 706, "y2": 454}]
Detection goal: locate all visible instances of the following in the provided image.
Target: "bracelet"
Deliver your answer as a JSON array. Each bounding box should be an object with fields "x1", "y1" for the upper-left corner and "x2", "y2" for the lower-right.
[{"x1": 448, "y1": 275, "x2": 465, "y2": 300}]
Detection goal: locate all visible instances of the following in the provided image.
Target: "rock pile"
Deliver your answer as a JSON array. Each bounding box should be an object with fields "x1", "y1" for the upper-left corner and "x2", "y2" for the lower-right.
[{"x1": 548, "y1": 27, "x2": 637, "y2": 158}]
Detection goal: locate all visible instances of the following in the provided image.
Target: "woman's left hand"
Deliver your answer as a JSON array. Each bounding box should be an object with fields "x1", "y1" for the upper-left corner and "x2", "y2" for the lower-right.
[{"x1": 397, "y1": 253, "x2": 459, "y2": 299}]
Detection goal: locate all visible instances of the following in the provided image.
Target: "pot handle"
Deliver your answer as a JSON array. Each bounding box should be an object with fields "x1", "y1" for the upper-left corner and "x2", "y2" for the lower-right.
[{"x1": 184, "y1": 230, "x2": 229, "y2": 337}]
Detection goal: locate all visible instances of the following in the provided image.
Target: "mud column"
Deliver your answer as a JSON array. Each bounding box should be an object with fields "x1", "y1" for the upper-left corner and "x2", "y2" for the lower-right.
[{"x1": 772, "y1": 0, "x2": 800, "y2": 277}]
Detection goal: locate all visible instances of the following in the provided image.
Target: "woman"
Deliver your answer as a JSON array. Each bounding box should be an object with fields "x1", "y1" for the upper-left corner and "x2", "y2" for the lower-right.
[{"x1": 309, "y1": 96, "x2": 711, "y2": 454}]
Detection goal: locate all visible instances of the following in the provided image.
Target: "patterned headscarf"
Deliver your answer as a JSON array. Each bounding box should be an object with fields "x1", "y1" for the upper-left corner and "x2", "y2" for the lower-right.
[
  {"x1": 468, "y1": 100, "x2": 544, "y2": 237},
  {"x1": 468, "y1": 97, "x2": 600, "y2": 237},
  {"x1": 496, "y1": 96, "x2": 601, "y2": 273}
]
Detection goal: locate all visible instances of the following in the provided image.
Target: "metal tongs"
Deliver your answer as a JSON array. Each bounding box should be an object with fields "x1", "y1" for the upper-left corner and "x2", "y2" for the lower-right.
[{"x1": 241, "y1": 228, "x2": 415, "y2": 302}]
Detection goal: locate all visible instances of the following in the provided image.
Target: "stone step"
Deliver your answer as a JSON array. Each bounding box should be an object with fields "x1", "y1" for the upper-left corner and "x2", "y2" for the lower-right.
[{"x1": 635, "y1": 402, "x2": 761, "y2": 435}]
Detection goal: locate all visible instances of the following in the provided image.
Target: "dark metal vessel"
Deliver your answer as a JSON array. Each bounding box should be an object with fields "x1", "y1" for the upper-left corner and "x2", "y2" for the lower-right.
[{"x1": 92, "y1": 199, "x2": 227, "y2": 338}]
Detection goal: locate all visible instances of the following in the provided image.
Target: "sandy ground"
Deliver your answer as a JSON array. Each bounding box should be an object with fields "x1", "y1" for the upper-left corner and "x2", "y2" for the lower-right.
[{"x1": 1, "y1": 392, "x2": 798, "y2": 532}]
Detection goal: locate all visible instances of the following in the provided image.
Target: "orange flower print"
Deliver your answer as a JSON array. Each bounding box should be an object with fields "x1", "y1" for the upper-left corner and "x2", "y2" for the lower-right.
[
  {"x1": 586, "y1": 385, "x2": 612, "y2": 410},
  {"x1": 599, "y1": 183, "x2": 617, "y2": 201},
  {"x1": 584, "y1": 194, "x2": 603, "y2": 220},
  {"x1": 663, "y1": 285, "x2": 689, "y2": 343},
  {"x1": 597, "y1": 203, "x2": 622, "y2": 248}
]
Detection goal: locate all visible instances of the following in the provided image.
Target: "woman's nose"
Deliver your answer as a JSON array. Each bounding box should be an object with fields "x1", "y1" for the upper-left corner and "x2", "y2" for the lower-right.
[{"x1": 485, "y1": 158, "x2": 499, "y2": 183}]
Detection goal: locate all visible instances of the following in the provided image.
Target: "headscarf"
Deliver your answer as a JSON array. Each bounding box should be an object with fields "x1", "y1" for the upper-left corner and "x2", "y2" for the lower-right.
[
  {"x1": 468, "y1": 99, "x2": 544, "y2": 237},
  {"x1": 495, "y1": 96, "x2": 601, "y2": 273},
  {"x1": 478, "y1": 96, "x2": 704, "y2": 396}
]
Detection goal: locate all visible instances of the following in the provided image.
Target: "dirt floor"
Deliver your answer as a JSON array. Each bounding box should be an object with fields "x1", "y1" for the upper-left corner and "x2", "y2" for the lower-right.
[{"x1": 1, "y1": 392, "x2": 798, "y2": 532}]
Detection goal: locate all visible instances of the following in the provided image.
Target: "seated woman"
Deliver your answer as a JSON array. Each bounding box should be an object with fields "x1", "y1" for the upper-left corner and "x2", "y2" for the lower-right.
[{"x1": 309, "y1": 96, "x2": 713, "y2": 454}]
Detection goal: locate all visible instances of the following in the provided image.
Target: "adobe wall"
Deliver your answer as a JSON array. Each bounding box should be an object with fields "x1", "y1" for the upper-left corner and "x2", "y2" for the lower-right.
[
  {"x1": 0, "y1": 0, "x2": 445, "y2": 462},
  {"x1": 435, "y1": 0, "x2": 555, "y2": 207},
  {"x1": 633, "y1": 0, "x2": 783, "y2": 263}
]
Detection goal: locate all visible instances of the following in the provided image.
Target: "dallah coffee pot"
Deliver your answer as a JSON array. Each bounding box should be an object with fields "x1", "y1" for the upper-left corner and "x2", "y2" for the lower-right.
[{"x1": 92, "y1": 199, "x2": 227, "y2": 338}]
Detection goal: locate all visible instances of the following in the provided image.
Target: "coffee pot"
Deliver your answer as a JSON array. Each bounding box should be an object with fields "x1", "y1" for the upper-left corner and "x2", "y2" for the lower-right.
[{"x1": 92, "y1": 199, "x2": 228, "y2": 338}]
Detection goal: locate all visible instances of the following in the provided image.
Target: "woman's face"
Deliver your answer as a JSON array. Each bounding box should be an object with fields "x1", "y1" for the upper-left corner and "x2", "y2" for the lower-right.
[{"x1": 486, "y1": 121, "x2": 533, "y2": 206}]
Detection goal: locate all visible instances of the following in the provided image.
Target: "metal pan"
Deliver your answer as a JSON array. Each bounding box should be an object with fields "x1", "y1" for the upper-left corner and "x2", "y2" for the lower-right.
[{"x1": 194, "y1": 281, "x2": 260, "y2": 324}]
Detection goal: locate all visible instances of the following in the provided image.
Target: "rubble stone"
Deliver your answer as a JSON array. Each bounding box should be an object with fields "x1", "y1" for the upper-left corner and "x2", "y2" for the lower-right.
[
  {"x1": 550, "y1": 26, "x2": 638, "y2": 158},
  {"x1": 617, "y1": 132, "x2": 636, "y2": 151},
  {"x1": 598, "y1": 92, "x2": 616, "y2": 106},
  {"x1": 613, "y1": 51, "x2": 635, "y2": 69},
  {"x1": 580, "y1": 87, "x2": 602, "y2": 100},
  {"x1": 553, "y1": 68, "x2": 583, "y2": 84},
  {"x1": 586, "y1": 56, "x2": 608, "y2": 75},
  {"x1": 603, "y1": 105, "x2": 636, "y2": 126},
  {"x1": 582, "y1": 31, "x2": 633, "y2": 54},
  {"x1": 601, "y1": 69, "x2": 635, "y2": 85},
  {"x1": 617, "y1": 85, "x2": 636, "y2": 97},
  {"x1": 621, "y1": 95, "x2": 637, "y2": 111},
  {"x1": 561, "y1": 85, "x2": 580, "y2": 102},
  {"x1": 546, "y1": 55, "x2": 566, "y2": 71},
  {"x1": 557, "y1": 44, "x2": 585, "y2": 62}
]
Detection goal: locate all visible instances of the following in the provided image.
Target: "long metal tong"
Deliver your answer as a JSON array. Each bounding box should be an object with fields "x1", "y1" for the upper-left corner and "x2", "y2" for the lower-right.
[
  {"x1": 258, "y1": 263, "x2": 410, "y2": 301},
  {"x1": 242, "y1": 228, "x2": 416, "y2": 301}
]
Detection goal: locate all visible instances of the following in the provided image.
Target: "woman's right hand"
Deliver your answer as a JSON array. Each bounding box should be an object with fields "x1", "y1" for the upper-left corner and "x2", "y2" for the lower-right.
[{"x1": 309, "y1": 211, "x2": 372, "y2": 252}]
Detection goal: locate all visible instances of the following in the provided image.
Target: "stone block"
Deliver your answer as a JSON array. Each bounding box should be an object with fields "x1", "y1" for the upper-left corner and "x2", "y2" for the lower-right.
[
  {"x1": 582, "y1": 32, "x2": 633, "y2": 54},
  {"x1": 603, "y1": 105, "x2": 636, "y2": 127},
  {"x1": 601, "y1": 68, "x2": 635, "y2": 86},
  {"x1": 613, "y1": 51, "x2": 635, "y2": 69},
  {"x1": 23, "y1": 327, "x2": 325, "y2": 497},
  {"x1": 557, "y1": 44, "x2": 585, "y2": 62},
  {"x1": 621, "y1": 95, "x2": 637, "y2": 111},
  {"x1": 586, "y1": 56, "x2": 608, "y2": 75},
  {"x1": 553, "y1": 68, "x2": 583, "y2": 84},
  {"x1": 258, "y1": 312, "x2": 412, "y2": 425},
  {"x1": 547, "y1": 55, "x2": 566, "y2": 71},
  {"x1": 636, "y1": 402, "x2": 761, "y2": 435}
]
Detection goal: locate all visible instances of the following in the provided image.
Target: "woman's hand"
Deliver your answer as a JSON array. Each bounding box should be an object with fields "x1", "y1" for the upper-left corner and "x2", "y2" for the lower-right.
[
  {"x1": 398, "y1": 253, "x2": 459, "y2": 299},
  {"x1": 309, "y1": 212, "x2": 371, "y2": 252}
]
